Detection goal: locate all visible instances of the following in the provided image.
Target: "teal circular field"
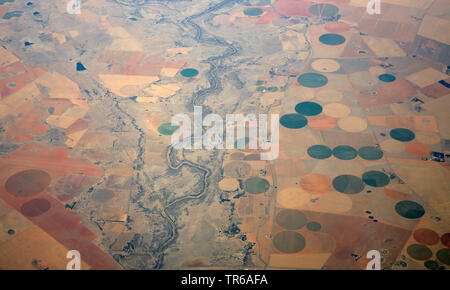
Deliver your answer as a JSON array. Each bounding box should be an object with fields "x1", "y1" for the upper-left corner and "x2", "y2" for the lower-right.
[
  {"x1": 379, "y1": 73, "x2": 396, "y2": 82},
  {"x1": 307, "y1": 145, "x2": 332, "y2": 159},
  {"x1": 390, "y1": 128, "x2": 415, "y2": 142},
  {"x1": 358, "y1": 146, "x2": 383, "y2": 160},
  {"x1": 297, "y1": 73, "x2": 328, "y2": 88},
  {"x1": 267, "y1": 86, "x2": 278, "y2": 92},
  {"x1": 332, "y1": 175, "x2": 365, "y2": 194},
  {"x1": 245, "y1": 177, "x2": 270, "y2": 194},
  {"x1": 276, "y1": 209, "x2": 307, "y2": 230},
  {"x1": 308, "y1": 3, "x2": 339, "y2": 17},
  {"x1": 180, "y1": 68, "x2": 199, "y2": 77},
  {"x1": 244, "y1": 7, "x2": 263, "y2": 16},
  {"x1": 436, "y1": 248, "x2": 450, "y2": 266},
  {"x1": 319, "y1": 33, "x2": 346, "y2": 46},
  {"x1": 295, "y1": 101, "x2": 323, "y2": 116},
  {"x1": 395, "y1": 200, "x2": 425, "y2": 219},
  {"x1": 280, "y1": 114, "x2": 308, "y2": 129},
  {"x1": 407, "y1": 244, "x2": 432, "y2": 261},
  {"x1": 306, "y1": 221, "x2": 321, "y2": 231},
  {"x1": 273, "y1": 231, "x2": 306, "y2": 253},
  {"x1": 362, "y1": 171, "x2": 390, "y2": 187},
  {"x1": 424, "y1": 260, "x2": 440, "y2": 270},
  {"x1": 158, "y1": 123, "x2": 179, "y2": 135},
  {"x1": 332, "y1": 145, "x2": 357, "y2": 160}
]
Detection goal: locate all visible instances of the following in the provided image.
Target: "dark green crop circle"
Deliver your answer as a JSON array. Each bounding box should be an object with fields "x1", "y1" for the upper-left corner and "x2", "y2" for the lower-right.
[
  {"x1": 295, "y1": 101, "x2": 323, "y2": 116},
  {"x1": 280, "y1": 114, "x2": 308, "y2": 129},
  {"x1": 180, "y1": 68, "x2": 199, "y2": 77},
  {"x1": 244, "y1": 8, "x2": 263, "y2": 16},
  {"x1": 358, "y1": 146, "x2": 383, "y2": 160},
  {"x1": 297, "y1": 73, "x2": 328, "y2": 88},
  {"x1": 332, "y1": 145, "x2": 357, "y2": 160},
  {"x1": 319, "y1": 33, "x2": 346, "y2": 46},
  {"x1": 390, "y1": 128, "x2": 415, "y2": 142},
  {"x1": 395, "y1": 200, "x2": 425, "y2": 219},
  {"x1": 362, "y1": 171, "x2": 390, "y2": 187},
  {"x1": 332, "y1": 175, "x2": 364, "y2": 194},
  {"x1": 307, "y1": 145, "x2": 332, "y2": 159}
]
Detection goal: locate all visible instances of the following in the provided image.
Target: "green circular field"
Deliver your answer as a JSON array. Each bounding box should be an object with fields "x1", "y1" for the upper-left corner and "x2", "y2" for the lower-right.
[
  {"x1": 280, "y1": 114, "x2": 308, "y2": 129},
  {"x1": 436, "y1": 248, "x2": 450, "y2": 265},
  {"x1": 158, "y1": 123, "x2": 180, "y2": 135},
  {"x1": 307, "y1": 145, "x2": 332, "y2": 159},
  {"x1": 297, "y1": 73, "x2": 328, "y2": 88},
  {"x1": 332, "y1": 175, "x2": 365, "y2": 194},
  {"x1": 390, "y1": 128, "x2": 415, "y2": 142},
  {"x1": 395, "y1": 200, "x2": 425, "y2": 219},
  {"x1": 407, "y1": 244, "x2": 432, "y2": 261},
  {"x1": 306, "y1": 221, "x2": 321, "y2": 231},
  {"x1": 245, "y1": 177, "x2": 270, "y2": 194},
  {"x1": 180, "y1": 68, "x2": 199, "y2": 77},
  {"x1": 332, "y1": 145, "x2": 357, "y2": 160},
  {"x1": 295, "y1": 101, "x2": 323, "y2": 116},
  {"x1": 273, "y1": 231, "x2": 306, "y2": 253},
  {"x1": 424, "y1": 260, "x2": 440, "y2": 270},
  {"x1": 244, "y1": 8, "x2": 263, "y2": 16},
  {"x1": 319, "y1": 33, "x2": 346, "y2": 45},
  {"x1": 379, "y1": 73, "x2": 396, "y2": 82},
  {"x1": 362, "y1": 171, "x2": 390, "y2": 187},
  {"x1": 358, "y1": 146, "x2": 383, "y2": 160},
  {"x1": 276, "y1": 209, "x2": 307, "y2": 230}
]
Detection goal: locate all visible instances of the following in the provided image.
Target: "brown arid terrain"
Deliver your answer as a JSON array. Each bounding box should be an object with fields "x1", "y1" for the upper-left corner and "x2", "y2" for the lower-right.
[{"x1": 0, "y1": 0, "x2": 449, "y2": 270}]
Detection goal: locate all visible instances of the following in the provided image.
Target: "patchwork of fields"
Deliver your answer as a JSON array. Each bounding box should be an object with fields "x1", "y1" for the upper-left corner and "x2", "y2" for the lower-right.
[{"x1": 0, "y1": 0, "x2": 449, "y2": 270}]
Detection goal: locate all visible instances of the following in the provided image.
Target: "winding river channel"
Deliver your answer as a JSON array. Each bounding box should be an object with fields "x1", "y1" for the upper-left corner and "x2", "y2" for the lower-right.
[{"x1": 112, "y1": 0, "x2": 242, "y2": 268}]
